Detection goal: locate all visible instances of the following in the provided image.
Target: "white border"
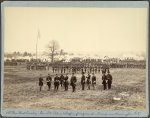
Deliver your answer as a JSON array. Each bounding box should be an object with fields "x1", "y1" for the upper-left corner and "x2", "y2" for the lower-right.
[{"x1": 1, "y1": 1, "x2": 149, "y2": 117}]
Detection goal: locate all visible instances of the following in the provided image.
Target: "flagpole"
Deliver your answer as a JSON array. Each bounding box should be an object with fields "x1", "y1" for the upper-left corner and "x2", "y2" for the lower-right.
[
  {"x1": 36, "y1": 29, "x2": 40, "y2": 69},
  {"x1": 36, "y1": 36, "x2": 38, "y2": 62}
]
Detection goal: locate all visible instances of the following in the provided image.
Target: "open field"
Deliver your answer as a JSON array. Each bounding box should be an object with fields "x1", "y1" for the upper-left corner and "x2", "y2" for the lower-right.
[{"x1": 3, "y1": 66, "x2": 146, "y2": 111}]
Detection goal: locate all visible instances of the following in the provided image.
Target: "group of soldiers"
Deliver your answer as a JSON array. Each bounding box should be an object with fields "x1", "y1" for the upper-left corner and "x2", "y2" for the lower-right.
[
  {"x1": 38, "y1": 69, "x2": 113, "y2": 92},
  {"x1": 52, "y1": 66, "x2": 102, "y2": 74}
]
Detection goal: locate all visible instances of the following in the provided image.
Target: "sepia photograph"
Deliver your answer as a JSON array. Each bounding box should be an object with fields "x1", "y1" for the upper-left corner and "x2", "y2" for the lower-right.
[{"x1": 1, "y1": 1, "x2": 149, "y2": 117}]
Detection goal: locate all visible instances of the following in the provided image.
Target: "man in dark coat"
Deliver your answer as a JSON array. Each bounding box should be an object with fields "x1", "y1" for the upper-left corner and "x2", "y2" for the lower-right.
[
  {"x1": 102, "y1": 71, "x2": 107, "y2": 90},
  {"x1": 70, "y1": 73, "x2": 77, "y2": 92},
  {"x1": 54, "y1": 74, "x2": 60, "y2": 92},
  {"x1": 39, "y1": 74, "x2": 43, "y2": 91},
  {"x1": 106, "y1": 70, "x2": 112, "y2": 89},
  {"x1": 81, "y1": 72, "x2": 86, "y2": 90},
  {"x1": 86, "y1": 72, "x2": 91, "y2": 90},
  {"x1": 92, "y1": 73, "x2": 96, "y2": 89},
  {"x1": 64, "y1": 73, "x2": 69, "y2": 91},
  {"x1": 46, "y1": 73, "x2": 52, "y2": 91},
  {"x1": 60, "y1": 74, "x2": 65, "y2": 87}
]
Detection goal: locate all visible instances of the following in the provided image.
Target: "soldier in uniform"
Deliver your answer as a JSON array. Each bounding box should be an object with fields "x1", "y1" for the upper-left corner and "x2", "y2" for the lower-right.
[
  {"x1": 70, "y1": 73, "x2": 77, "y2": 92},
  {"x1": 102, "y1": 71, "x2": 107, "y2": 90},
  {"x1": 90, "y1": 67, "x2": 92, "y2": 73},
  {"x1": 94, "y1": 67, "x2": 97, "y2": 74},
  {"x1": 46, "y1": 73, "x2": 52, "y2": 91},
  {"x1": 39, "y1": 74, "x2": 43, "y2": 91},
  {"x1": 98, "y1": 67, "x2": 101, "y2": 73},
  {"x1": 84, "y1": 67, "x2": 87, "y2": 73},
  {"x1": 60, "y1": 73, "x2": 64, "y2": 87},
  {"x1": 106, "y1": 70, "x2": 112, "y2": 89},
  {"x1": 64, "y1": 73, "x2": 69, "y2": 91},
  {"x1": 61, "y1": 68, "x2": 63, "y2": 73},
  {"x1": 81, "y1": 72, "x2": 86, "y2": 90},
  {"x1": 92, "y1": 73, "x2": 96, "y2": 89},
  {"x1": 81, "y1": 68, "x2": 84, "y2": 74},
  {"x1": 64, "y1": 68, "x2": 66, "y2": 73},
  {"x1": 54, "y1": 74, "x2": 60, "y2": 92},
  {"x1": 86, "y1": 72, "x2": 91, "y2": 90}
]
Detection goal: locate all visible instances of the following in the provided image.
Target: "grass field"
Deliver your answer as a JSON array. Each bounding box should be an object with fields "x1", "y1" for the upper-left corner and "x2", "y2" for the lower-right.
[{"x1": 3, "y1": 66, "x2": 146, "y2": 111}]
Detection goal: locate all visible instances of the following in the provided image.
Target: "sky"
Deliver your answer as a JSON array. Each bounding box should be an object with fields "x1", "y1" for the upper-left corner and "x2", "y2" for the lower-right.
[{"x1": 4, "y1": 7, "x2": 148, "y2": 55}]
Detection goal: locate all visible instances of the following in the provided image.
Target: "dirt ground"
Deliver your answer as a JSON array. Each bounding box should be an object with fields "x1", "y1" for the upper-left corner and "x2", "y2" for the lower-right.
[{"x1": 3, "y1": 66, "x2": 146, "y2": 111}]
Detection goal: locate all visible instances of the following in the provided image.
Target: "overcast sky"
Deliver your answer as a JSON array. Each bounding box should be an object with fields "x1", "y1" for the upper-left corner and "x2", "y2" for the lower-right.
[{"x1": 4, "y1": 7, "x2": 148, "y2": 55}]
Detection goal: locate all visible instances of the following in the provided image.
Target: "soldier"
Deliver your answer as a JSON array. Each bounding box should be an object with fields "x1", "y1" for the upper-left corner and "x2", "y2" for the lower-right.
[
  {"x1": 81, "y1": 68, "x2": 84, "y2": 74},
  {"x1": 94, "y1": 67, "x2": 97, "y2": 74},
  {"x1": 64, "y1": 68, "x2": 66, "y2": 73},
  {"x1": 90, "y1": 67, "x2": 92, "y2": 73},
  {"x1": 98, "y1": 67, "x2": 101, "y2": 73},
  {"x1": 61, "y1": 68, "x2": 63, "y2": 73},
  {"x1": 86, "y1": 72, "x2": 91, "y2": 90},
  {"x1": 39, "y1": 74, "x2": 43, "y2": 91},
  {"x1": 64, "y1": 73, "x2": 69, "y2": 91},
  {"x1": 102, "y1": 71, "x2": 107, "y2": 90},
  {"x1": 60, "y1": 73, "x2": 64, "y2": 87},
  {"x1": 46, "y1": 73, "x2": 52, "y2": 91},
  {"x1": 84, "y1": 67, "x2": 87, "y2": 73},
  {"x1": 92, "y1": 73, "x2": 96, "y2": 89},
  {"x1": 54, "y1": 74, "x2": 60, "y2": 92},
  {"x1": 106, "y1": 70, "x2": 112, "y2": 89},
  {"x1": 81, "y1": 72, "x2": 86, "y2": 90},
  {"x1": 70, "y1": 73, "x2": 77, "y2": 92},
  {"x1": 75, "y1": 67, "x2": 77, "y2": 73},
  {"x1": 102, "y1": 68, "x2": 106, "y2": 74}
]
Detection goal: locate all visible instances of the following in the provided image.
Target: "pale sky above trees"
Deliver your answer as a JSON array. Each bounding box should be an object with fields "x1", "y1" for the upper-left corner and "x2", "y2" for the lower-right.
[{"x1": 4, "y1": 7, "x2": 148, "y2": 55}]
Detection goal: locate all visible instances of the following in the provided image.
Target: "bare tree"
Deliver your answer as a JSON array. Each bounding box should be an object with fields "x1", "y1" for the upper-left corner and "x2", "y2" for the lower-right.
[{"x1": 46, "y1": 40, "x2": 60, "y2": 63}]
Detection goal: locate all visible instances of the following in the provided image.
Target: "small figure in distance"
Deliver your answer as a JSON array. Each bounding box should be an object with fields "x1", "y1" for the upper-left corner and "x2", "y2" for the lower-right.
[
  {"x1": 39, "y1": 74, "x2": 43, "y2": 91},
  {"x1": 81, "y1": 72, "x2": 86, "y2": 90},
  {"x1": 54, "y1": 74, "x2": 60, "y2": 92},
  {"x1": 106, "y1": 69, "x2": 112, "y2": 89},
  {"x1": 64, "y1": 73, "x2": 69, "y2": 91},
  {"x1": 102, "y1": 71, "x2": 107, "y2": 90},
  {"x1": 70, "y1": 73, "x2": 77, "y2": 92},
  {"x1": 86, "y1": 72, "x2": 91, "y2": 90},
  {"x1": 46, "y1": 73, "x2": 52, "y2": 91},
  {"x1": 92, "y1": 73, "x2": 96, "y2": 90}
]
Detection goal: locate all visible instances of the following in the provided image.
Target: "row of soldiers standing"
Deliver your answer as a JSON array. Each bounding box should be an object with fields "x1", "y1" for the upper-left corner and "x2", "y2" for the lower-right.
[
  {"x1": 52, "y1": 66, "x2": 102, "y2": 74},
  {"x1": 38, "y1": 69, "x2": 112, "y2": 92}
]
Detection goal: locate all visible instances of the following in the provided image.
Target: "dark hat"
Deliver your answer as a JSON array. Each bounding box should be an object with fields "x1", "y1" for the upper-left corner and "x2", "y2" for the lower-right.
[{"x1": 82, "y1": 72, "x2": 85, "y2": 74}]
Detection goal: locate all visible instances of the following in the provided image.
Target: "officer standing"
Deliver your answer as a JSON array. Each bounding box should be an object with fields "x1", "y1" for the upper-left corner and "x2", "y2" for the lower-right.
[
  {"x1": 81, "y1": 72, "x2": 86, "y2": 90},
  {"x1": 54, "y1": 74, "x2": 60, "y2": 92},
  {"x1": 70, "y1": 73, "x2": 77, "y2": 92},
  {"x1": 39, "y1": 74, "x2": 43, "y2": 91},
  {"x1": 64, "y1": 73, "x2": 69, "y2": 91},
  {"x1": 92, "y1": 73, "x2": 96, "y2": 89},
  {"x1": 60, "y1": 73, "x2": 64, "y2": 87},
  {"x1": 106, "y1": 70, "x2": 112, "y2": 89},
  {"x1": 102, "y1": 71, "x2": 107, "y2": 90},
  {"x1": 46, "y1": 73, "x2": 52, "y2": 91},
  {"x1": 86, "y1": 72, "x2": 91, "y2": 90}
]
